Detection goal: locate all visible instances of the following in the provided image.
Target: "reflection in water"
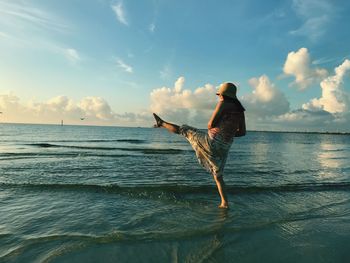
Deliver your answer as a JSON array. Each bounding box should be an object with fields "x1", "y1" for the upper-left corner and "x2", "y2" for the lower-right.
[
  {"x1": 184, "y1": 208, "x2": 229, "y2": 262},
  {"x1": 251, "y1": 143, "x2": 269, "y2": 164},
  {"x1": 2, "y1": 125, "x2": 350, "y2": 262},
  {"x1": 317, "y1": 142, "x2": 345, "y2": 179}
]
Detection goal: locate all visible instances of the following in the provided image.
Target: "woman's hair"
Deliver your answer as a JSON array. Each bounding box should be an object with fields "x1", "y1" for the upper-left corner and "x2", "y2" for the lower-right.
[{"x1": 222, "y1": 95, "x2": 246, "y2": 112}]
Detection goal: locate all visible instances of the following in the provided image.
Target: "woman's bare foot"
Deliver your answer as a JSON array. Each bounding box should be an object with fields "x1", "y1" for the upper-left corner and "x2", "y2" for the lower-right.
[
  {"x1": 153, "y1": 113, "x2": 164, "y2": 128},
  {"x1": 218, "y1": 203, "x2": 229, "y2": 209}
]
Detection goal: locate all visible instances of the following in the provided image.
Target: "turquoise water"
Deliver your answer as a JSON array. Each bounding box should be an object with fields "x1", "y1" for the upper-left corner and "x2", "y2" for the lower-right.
[{"x1": 1, "y1": 123, "x2": 350, "y2": 262}]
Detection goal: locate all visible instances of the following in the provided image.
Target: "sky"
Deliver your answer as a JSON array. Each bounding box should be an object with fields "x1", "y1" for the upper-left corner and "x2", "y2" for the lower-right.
[{"x1": 0, "y1": 0, "x2": 350, "y2": 132}]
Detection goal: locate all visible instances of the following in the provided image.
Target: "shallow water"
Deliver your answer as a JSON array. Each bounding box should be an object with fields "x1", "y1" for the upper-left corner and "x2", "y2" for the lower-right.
[{"x1": 1, "y1": 124, "x2": 350, "y2": 262}]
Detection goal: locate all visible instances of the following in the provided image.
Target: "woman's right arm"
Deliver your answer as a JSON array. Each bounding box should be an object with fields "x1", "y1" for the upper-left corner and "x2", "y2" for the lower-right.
[{"x1": 207, "y1": 101, "x2": 224, "y2": 129}]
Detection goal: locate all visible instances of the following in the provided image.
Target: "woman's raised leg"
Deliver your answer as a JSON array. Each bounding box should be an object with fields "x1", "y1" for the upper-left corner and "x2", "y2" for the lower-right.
[{"x1": 153, "y1": 113, "x2": 180, "y2": 134}]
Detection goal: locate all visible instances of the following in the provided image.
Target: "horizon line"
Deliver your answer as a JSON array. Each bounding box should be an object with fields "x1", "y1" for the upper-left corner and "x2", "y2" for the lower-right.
[{"x1": 0, "y1": 121, "x2": 349, "y2": 135}]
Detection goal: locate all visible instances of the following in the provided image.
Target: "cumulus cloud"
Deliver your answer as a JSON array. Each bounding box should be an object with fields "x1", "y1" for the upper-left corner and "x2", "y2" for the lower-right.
[
  {"x1": 273, "y1": 59, "x2": 350, "y2": 132},
  {"x1": 302, "y1": 59, "x2": 350, "y2": 113},
  {"x1": 241, "y1": 75, "x2": 290, "y2": 117},
  {"x1": 269, "y1": 108, "x2": 335, "y2": 132},
  {"x1": 174, "y1": 76, "x2": 185, "y2": 93},
  {"x1": 0, "y1": 94, "x2": 78, "y2": 124},
  {"x1": 150, "y1": 77, "x2": 217, "y2": 125},
  {"x1": 111, "y1": 1, "x2": 128, "y2": 26},
  {"x1": 150, "y1": 76, "x2": 292, "y2": 130},
  {"x1": 0, "y1": 93, "x2": 150, "y2": 126},
  {"x1": 283, "y1": 47, "x2": 328, "y2": 89},
  {"x1": 0, "y1": 93, "x2": 26, "y2": 118},
  {"x1": 79, "y1": 97, "x2": 114, "y2": 120}
]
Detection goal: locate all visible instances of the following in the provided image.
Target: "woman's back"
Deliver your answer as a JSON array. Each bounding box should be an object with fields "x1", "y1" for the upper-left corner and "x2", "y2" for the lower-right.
[{"x1": 208, "y1": 100, "x2": 246, "y2": 142}]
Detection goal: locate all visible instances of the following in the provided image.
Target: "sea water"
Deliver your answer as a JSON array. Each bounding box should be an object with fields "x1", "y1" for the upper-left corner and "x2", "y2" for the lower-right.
[{"x1": 0, "y1": 123, "x2": 349, "y2": 262}]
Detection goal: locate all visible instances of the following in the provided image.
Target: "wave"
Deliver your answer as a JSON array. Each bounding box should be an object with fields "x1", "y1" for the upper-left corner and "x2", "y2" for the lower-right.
[
  {"x1": 51, "y1": 139, "x2": 146, "y2": 143},
  {"x1": 0, "y1": 152, "x2": 131, "y2": 160},
  {"x1": 28, "y1": 143, "x2": 118, "y2": 150},
  {"x1": 1, "y1": 139, "x2": 147, "y2": 144},
  {"x1": 323, "y1": 148, "x2": 346, "y2": 152},
  {"x1": 26, "y1": 143, "x2": 184, "y2": 154},
  {"x1": 1, "y1": 182, "x2": 349, "y2": 195}
]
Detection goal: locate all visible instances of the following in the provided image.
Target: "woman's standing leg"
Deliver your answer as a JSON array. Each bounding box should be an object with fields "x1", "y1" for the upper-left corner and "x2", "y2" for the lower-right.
[
  {"x1": 153, "y1": 113, "x2": 180, "y2": 134},
  {"x1": 214, "y1": 176, "x2": 229, "y2": 208},
  {"x1": 154, "y1": 113, "x2": 229, "y2": 208}
]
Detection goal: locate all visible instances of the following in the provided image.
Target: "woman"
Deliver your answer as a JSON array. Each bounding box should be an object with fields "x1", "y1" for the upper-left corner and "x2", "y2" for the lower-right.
[{"x1": 153, "y1": 82, "x2": 246, "y2": 208}]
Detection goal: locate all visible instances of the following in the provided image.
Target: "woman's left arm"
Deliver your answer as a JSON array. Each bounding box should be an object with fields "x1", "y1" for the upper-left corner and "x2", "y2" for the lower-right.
[{"x1": 207, "y1": 101, "x2": 224, "y2": 129}]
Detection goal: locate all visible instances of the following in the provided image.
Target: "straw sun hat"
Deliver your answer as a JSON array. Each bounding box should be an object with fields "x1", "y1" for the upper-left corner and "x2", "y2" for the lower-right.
[{"x1": 216, "y1": 82, "x2": 237, "y2": 99}]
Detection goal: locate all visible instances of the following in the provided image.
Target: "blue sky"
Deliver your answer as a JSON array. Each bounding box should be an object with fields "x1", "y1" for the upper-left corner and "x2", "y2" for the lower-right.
[{"x1": 0, "y1": 0, "x2": 350, "y2": 131}]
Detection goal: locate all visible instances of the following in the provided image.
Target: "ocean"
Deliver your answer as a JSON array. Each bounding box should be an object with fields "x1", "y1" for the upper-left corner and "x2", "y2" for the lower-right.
[{"x1": 0, "y1": 123, "x2": 349, "y2": 262}]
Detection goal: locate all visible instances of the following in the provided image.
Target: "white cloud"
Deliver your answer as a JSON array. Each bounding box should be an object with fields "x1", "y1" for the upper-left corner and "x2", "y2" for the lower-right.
[
  {"x1": 0, "y1": 1, "x2": 79, "y2": 64},
  {"x1": 0, "y1": 1, "x2": 69, "y2": 33},
  {"x1": 283, "y1": 47, "x2": 328, "y2": 89},
  {"x1": 149, "y1": 22, "x2": 156, "y2": 33},
  {"x1": 150, "y1": 75, "x2": 290, "y2": 131},
  {"x1": 64, "y1": 48, "x2": 80, "y2": 63},
  {"x1": 0, "y1": 93, "x2": 25, "y2": 117},
  {"x1": 116, "y1": 58, "x2": 133, "y2": 73},
  {"x1": 274, "y1": 59, "x2": 350, "y2": 132},
  {"x1": 111, "y1": 1, "x2": 128, "y2": 26},
  {"x1": 290, "y1": 0, "x2": 333, "y2": 41},
  {"x1": 160, "y1": 64, "x2": 172, "y2": 79},
  {"x1": 79, "y1": 97, "x2": 114, "y2": 120},
  {"x1": 290, "y1": 16, "x2": 329, "y2": 41},
  {"x1": 0, "y1": 93, "x2": 151, "y2": 126},
  {"x1": 241, "y1": 75, "x2": 290, "y2": 117},
  {"x1": 303, "y1": 59, "x2": 350, "y2": 113},
  {"x1": 174, "y1": 76, "x2": 185, "y2": 93},
  {"x1": 0, "y1": 31, "x2": 10, "y2": 38},
  {"x1": 312, "y1": 56, "x2": 340, "y2": 66},
  {"x1": 274, "y1": 109, "x2": 335, "y2": 131},
  {"x1": 150, "y1": 77, "x2": 217, "y2": 125},
  {"x1": 292, "y1": 0, "x2": 330, "y2": 17},
  {"x1": 46, "y1": 96, "x2": 76, "y2": 112},
  {"x1": 150, "y1": 76, "x2": 292, "y2": 130}
]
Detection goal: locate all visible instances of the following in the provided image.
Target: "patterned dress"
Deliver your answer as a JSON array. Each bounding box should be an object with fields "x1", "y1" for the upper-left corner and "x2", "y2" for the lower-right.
[{"x1": 179, "y1": 110, "x2": 244, "y2": 178}]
